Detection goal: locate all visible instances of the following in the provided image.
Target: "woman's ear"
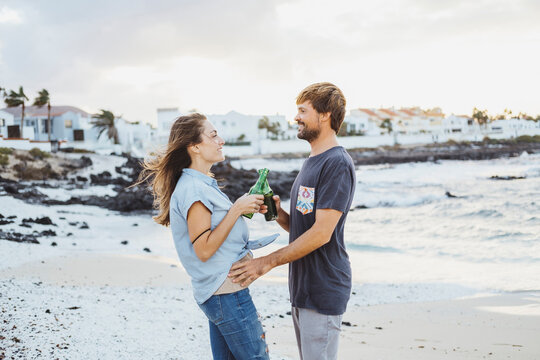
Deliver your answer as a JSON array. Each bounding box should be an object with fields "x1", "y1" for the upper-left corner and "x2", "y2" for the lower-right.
[{"x1": 188, "y1": 144, "x2": 200, "y2": 155}]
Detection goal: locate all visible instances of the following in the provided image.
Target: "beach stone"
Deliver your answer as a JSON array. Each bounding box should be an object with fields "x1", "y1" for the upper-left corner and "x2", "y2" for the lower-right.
[
  {"x1": 3, "y1": 184, "x2": 18, "y2": 194},
  {"x1": 39, "y1": 230, "x2": 57, "y2": 237},
  {"x1": 490, "y1": 175, "x2": 526, "y2": 180},
  {"x1": 0, "y1": 230, "x2": 39, "y2": 244},
  {"x1": 23, "y1": 217, "x2": 56, "y2": 226}
]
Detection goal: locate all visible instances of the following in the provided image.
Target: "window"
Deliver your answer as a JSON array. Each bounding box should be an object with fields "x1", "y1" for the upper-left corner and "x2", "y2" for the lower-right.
[
  {"x1": 73, "y1": 129, "x2": 84, "y2": 141},
  {"x1": 65, "y1": 120, "x2": 72, "y2": 128},
  {"x1": 0, "y1": 119, "x2": 4, "y2": 127},
  {"x1": 41, "y1": 119, "x2": 49, "y2": 133}
]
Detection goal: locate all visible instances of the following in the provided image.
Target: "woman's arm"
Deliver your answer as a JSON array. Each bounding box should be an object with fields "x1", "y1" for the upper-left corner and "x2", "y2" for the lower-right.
[{"x1": 187, "y1": 194, "x2": 264, "y2": 262}]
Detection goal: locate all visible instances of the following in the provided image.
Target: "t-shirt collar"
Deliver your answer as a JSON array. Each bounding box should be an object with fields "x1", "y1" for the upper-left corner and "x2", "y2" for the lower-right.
[{"x1": 183, "y1": 168, "x2": 218, "y2": 186}]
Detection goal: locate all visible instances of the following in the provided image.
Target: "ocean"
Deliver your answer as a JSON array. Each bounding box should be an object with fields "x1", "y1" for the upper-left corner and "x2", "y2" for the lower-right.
[{"x1": 233, "y1": 152, "x2": 540, "y2": 298}]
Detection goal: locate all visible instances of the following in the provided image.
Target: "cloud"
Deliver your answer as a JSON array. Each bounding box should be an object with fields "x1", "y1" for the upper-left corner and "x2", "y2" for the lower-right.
[
  {"x1": 0, "y1": 6, "x2": 23, "y2": 24},
  {"x1": 1, "y1": 0, "x2": 539, "y2": 124}
]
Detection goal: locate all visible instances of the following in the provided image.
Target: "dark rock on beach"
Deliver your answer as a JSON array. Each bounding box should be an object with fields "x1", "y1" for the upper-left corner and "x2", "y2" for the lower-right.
[
  {"x1": 22, "y1": 217, "x2": 56, "y2": 226},
  {"x1": 0, "y1": 230, "x2": 40, "y2": 244},
  {"x1": 490, "y1": 175, "x2": 526, "y2": 180}
]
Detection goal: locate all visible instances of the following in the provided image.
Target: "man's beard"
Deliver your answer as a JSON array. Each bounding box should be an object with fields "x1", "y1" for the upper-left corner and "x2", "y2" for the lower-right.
[{"x1": 297, "y1": 122, "x2": 321, "y2": 142}]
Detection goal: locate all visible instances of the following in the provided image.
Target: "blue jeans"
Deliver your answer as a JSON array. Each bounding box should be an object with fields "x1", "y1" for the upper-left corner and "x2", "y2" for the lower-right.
[{"x1": 198, "y1": 288, "x2": 269, "y2": 360}]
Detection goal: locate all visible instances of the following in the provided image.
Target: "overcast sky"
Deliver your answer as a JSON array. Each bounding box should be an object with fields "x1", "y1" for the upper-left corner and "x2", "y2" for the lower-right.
[{"x1": 1, "y1": 0, "x2": 539, "y2": 125}]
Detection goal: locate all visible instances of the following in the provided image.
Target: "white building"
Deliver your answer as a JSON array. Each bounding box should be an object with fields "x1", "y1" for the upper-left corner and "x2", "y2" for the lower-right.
[
  {"x1": 156, "y1": 108, "x2": 181, "y2": 144},
  {"x1": 208, "y1": 111, "x2": 290, "y2": 143},
  {"x1": 489, "y1": 118, "x2": 540, "y2": 134},
  {"x1": 348, "y1": 109, "x2": 383, "y2": 135},
  {"x1": 1, "y1": 105, "x2": 93, "y2": 142},
  {"x1": 442, "y1": 115, "x2": 473, "y2": 134},
  {"x1": 115, "y1": 118, "x2": 156, "y2": 156},
  {"x1": 155, "y1": 109, "x2": 291, "y2": 144},
  {"x1": 0, "y1": 109, "x2": 15, "y2": 138}
]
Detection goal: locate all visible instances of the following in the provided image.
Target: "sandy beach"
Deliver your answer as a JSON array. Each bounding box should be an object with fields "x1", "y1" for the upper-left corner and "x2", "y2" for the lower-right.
[
  {"x1": 1, "y1": 246, "x2": 539, "y2": 360},
  {"x1": 2, "y1": 151, "x2": 540, "y2": 359}
]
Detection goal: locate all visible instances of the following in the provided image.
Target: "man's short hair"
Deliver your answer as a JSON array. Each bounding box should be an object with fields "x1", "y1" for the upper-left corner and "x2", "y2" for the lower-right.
[{"x1": 296, "y1": 82, "x2": 346, "y2": 133}]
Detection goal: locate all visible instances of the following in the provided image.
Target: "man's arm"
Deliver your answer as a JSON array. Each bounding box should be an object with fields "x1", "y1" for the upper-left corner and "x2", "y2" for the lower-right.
[{"x1": 228, "y1": 208, "x2": 342, "y2": 287}]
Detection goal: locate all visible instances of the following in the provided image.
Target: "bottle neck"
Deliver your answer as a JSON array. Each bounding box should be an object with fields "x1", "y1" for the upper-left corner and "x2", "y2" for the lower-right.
[{"x1": 252, "y1": 168, "x2": 269, "y2": 194}]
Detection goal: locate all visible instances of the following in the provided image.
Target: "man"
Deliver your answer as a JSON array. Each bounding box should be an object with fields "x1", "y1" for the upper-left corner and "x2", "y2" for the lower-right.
[{"x1": 229, "y1": 82, "x2": 356, "y2": 360}]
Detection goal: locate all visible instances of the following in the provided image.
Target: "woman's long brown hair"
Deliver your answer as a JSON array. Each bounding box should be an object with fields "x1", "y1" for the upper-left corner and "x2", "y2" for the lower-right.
[{"x1": 136, "y1": 113, "x2": 206, "y2": 226}]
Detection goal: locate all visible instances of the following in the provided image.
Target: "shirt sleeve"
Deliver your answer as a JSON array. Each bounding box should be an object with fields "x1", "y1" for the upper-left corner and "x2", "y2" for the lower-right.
[
  {"x1": 177, "y1": 182, "x2": 214, "y2": 219},
  {"x1": 315, "y1": 157, "x2": 354, "y2": 213}
]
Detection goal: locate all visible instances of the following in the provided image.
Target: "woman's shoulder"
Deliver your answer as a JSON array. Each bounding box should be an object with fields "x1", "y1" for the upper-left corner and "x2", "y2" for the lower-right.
[{"x1": 172, "y1": 173, "x2": 201, "y2": 201}]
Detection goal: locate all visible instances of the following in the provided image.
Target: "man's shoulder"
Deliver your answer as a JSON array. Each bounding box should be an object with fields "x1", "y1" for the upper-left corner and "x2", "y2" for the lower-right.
[{"x1": 321, "y1": 147, "x2": 354, "y2": 169}]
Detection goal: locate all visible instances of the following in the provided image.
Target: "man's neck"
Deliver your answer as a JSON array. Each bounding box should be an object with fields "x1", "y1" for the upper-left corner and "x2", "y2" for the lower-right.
[{"x1": 309, "y1": 132, "x2": 339, "y2": 157}]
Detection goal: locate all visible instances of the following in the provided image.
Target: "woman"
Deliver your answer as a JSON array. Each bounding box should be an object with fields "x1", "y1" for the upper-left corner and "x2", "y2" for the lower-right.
[{"x1": 137, "y1": 113, "x2": 276, "y2": 359}]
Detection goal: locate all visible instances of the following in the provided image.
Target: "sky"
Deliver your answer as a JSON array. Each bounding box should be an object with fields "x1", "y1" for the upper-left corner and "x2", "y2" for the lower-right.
[{"x1": 1, "y1": 0, "x2": 539, "y2": 126}]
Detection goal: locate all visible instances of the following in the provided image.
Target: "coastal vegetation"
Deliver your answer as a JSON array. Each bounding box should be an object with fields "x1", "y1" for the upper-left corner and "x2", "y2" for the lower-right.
[
  {"x1": 3, "y1": 86, "x2": 29, "y2": 138},
  {"x1": 32, "y1": 89, "x2": 52, "y2": 141},
  {"x1": 91, "y1": 109, "x2": 120, "y2": 144}
]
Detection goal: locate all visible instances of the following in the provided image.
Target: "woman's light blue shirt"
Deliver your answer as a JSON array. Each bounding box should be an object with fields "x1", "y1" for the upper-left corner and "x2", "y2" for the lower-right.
[{"x1": 170, "y1": 168, "x2": 278, "y2": 304}]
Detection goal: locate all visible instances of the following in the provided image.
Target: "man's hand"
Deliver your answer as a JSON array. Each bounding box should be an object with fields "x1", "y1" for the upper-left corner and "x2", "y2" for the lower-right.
[{"x1": 228, "y1": 256, "x2": 274, "y2": 287}]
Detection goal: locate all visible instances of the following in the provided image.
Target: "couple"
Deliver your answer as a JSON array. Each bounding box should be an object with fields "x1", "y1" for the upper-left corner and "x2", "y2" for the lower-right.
[{"x1": 140, "y1": 82, "x2": 356, "y2": 360}]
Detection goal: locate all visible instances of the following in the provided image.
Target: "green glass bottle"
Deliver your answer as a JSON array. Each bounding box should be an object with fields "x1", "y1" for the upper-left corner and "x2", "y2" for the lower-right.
[{"x1": 243, "y1": 168, "x2": 278, "y2": 221}]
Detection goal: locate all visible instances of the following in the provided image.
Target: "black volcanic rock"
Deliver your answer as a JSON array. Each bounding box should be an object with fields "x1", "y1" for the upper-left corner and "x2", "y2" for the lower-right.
[
  {"x1": 0, "y1": 230, "x2": 39, "y2": 244},
  {"x1": 490, "y1": 175, "x2": 526, "y2": 180},
  {"x1": 23, "y1": 217, "x2": 56, "y2": 226}
]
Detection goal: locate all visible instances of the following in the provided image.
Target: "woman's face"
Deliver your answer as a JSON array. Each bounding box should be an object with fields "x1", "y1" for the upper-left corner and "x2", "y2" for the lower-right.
[{"x1": 197, "y1": 120, "x2": 225, "y2": 163}]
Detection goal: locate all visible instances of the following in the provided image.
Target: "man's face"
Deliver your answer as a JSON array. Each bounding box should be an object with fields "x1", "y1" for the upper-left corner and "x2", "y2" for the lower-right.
[{"x1": 295, "y1": 101, "x2": 321, "y2": 142}]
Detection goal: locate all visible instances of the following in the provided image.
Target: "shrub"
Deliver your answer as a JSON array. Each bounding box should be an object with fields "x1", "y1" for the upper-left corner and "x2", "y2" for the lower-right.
[
  {"x1": 29, "y1": 147, "x2": 52, "y2": 159},
  {"x1": 0, "y1": 154, "x2": 8, "y2": 166},
  {"x1": 516, "y1": 135, "x2": 540, "y2": 143},
  {"x1": 0, "y1": 147, "x2": 13, "y2": 155}
]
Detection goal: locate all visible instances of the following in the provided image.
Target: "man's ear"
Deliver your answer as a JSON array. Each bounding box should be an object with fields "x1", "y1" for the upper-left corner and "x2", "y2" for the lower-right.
[{"x1": 320, "y1": 112, "x2": 331, "y2": 124}]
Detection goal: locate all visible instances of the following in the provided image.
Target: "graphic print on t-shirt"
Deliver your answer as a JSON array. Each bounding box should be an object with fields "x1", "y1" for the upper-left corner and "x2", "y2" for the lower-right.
[{"x1": 296, "y1": 185, "x2": 315, "y2": 215}]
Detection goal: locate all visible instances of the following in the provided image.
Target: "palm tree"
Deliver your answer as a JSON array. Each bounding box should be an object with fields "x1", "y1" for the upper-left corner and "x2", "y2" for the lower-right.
[
  {"x1": 91, "y1": 109, "x2": 119, "y2": 144},
  {"x1": 380, "y1": 118, "x2": 393, "y2": 134},
  {"x1": 4, "y1": 86, "x2": 29, "y2": 138},
  {"x1": 33, "y1": 89, "x2": 52, "y2": 141}
]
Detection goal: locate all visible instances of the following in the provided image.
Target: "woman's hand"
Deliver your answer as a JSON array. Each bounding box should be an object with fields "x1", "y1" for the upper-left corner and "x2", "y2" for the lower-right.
[{"x1": 232, "y1": 194, "x2": 265, "y2": 216}]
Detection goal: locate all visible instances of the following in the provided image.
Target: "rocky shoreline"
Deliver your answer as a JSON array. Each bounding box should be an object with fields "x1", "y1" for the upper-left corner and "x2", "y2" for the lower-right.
[
  {"x1": 1, "y1": 139, "x2": 539, "y2": 220},
  {"x1": 346, "y1": 140, "x2": 540, "y2": 165}
]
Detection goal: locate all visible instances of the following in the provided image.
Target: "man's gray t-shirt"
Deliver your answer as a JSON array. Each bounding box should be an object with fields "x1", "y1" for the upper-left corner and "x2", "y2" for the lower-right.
[{"x1": 289, "y1": 146, "x2": 356, "y2": 316}]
